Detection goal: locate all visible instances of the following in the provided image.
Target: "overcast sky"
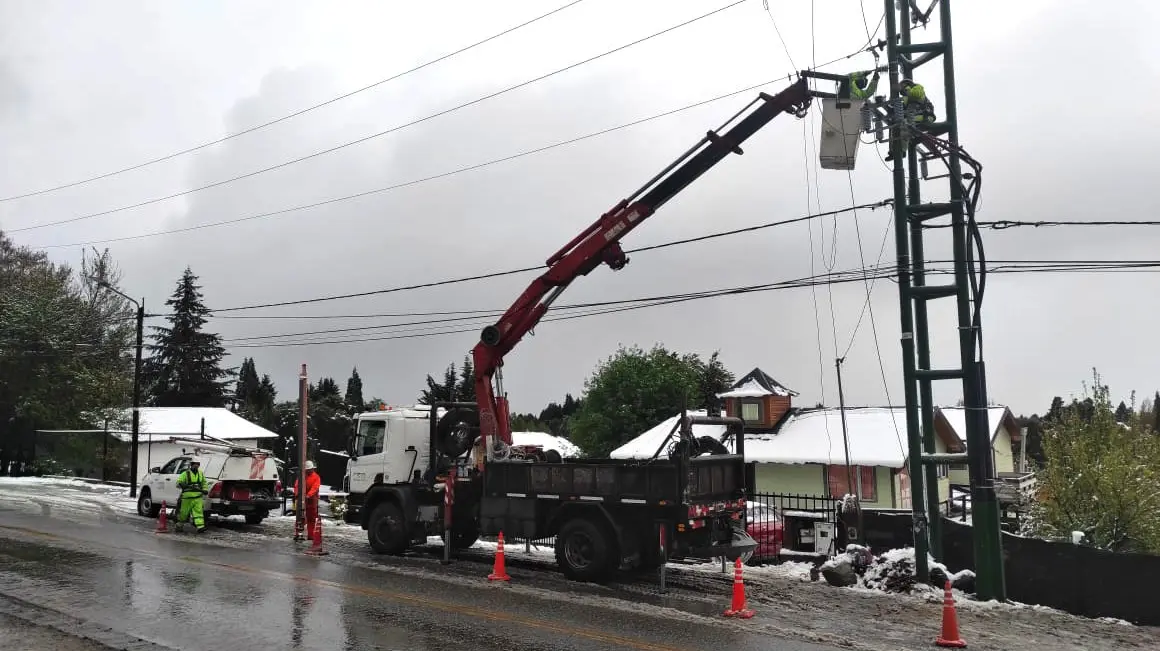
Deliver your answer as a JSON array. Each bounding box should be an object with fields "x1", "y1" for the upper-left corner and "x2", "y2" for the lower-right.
[{"x1": 3, "y1": 0, "x2": 1159, "y2": 420}]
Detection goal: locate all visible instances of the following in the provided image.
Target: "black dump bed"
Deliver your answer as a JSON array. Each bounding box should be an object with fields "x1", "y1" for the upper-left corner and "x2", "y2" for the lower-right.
[{"x1": 483, "y1": 454, "x2": 745, "y2": 505}]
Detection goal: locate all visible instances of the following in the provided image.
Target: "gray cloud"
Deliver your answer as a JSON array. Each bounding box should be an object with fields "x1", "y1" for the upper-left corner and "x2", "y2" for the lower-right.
[{"x1": 3, "y1": 0, "x2": 1160, "y2": 420}]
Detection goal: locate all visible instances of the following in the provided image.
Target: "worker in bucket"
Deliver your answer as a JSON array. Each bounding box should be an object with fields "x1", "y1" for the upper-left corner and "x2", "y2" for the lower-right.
[
  {"x1": 175, "y1": 459, "x2": 207, "y2": 533},
  {"x1": 848, "y1": 69, "x2": 879, "y2": 100},
  {"x1": 293, "y1": 460, "x2": 321, "y2": 539}
]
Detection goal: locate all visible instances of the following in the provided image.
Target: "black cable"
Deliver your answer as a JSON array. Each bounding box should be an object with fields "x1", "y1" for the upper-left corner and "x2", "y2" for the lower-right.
[
  {"x1": 0, "y1": 1, "x2": 587, "y2": 204},
  {"x1": 11, "y1": 1, "x2": 747, "y2": 234},
  {"x1": 36, "y1": 78, "x2": 794, "y2": 250},
  {"x1": 212, "y1": 200, "x2": 889, "y2": 313}
]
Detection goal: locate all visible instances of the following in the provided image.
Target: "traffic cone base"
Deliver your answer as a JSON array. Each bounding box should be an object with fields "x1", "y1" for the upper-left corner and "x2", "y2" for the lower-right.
[
  {"x1": 155, "y1": 501, "x2": 170, "y2": 534},
  {"x1": 722, "y1": 557, "x2": 754, "y2": 618},
  {"x1": 935, "y1": 579, "x2": 967, "y2": 648},
  {"x1": 488, "y1": 531, "x2": 511, "y2": 582},
  {"x1": 304, "y1": 518, "x2": 328, "y2": 556}
]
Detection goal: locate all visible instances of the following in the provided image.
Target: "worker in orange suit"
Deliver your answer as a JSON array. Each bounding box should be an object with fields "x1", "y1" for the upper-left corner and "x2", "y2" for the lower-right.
[{"x1": 293, "y1": 460, "x2": 322, "y2": 540}]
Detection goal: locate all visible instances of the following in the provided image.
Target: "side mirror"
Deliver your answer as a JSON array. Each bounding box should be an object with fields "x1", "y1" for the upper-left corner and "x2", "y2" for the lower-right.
[
  {"x1": 150, "y1": 467, "x2": 161, "y2": 474},
  {"x1": 346, "y1": 425, "x2": 360, "y2": 461}
]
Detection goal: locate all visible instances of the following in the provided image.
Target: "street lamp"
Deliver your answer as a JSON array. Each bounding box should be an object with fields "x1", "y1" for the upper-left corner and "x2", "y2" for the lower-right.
[{"x1": 95, "y1": 279, "x2": 145, "y2": 498}]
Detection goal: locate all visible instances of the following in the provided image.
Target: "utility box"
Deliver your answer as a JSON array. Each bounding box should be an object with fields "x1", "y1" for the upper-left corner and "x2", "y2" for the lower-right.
[
  {"x1": 818, "y1": 97, "x2": 864, "y2": 170},
  {"x1": 813, "y1": 521, "x2": 836, "y2": 554}
]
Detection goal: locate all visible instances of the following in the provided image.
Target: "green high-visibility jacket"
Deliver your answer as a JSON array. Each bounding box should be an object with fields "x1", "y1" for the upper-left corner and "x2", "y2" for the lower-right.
[{"x1": 177, "y1": 468, "x2": 207, "y2": 499}]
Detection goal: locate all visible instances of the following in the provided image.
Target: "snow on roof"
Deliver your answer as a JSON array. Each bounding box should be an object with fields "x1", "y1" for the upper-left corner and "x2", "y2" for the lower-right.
[
  {"x1": 938, "y1": 406, "x2": 1011, "y2": 446},
  {"x1": 744, "y1": 407, "x2": 909, "y2": 468},
  {"x1": 716, "y1": 367, "x2": 797, "y2": 399},
  {"x1": 511, "y1": 431, "x2": 581, "y2": 458},
  {"x1": 117, "y1": 407, "x2": 278, "y2": 442},
  {"x1": 609, "y1": 410, "x2": 729, "y2": 459}
]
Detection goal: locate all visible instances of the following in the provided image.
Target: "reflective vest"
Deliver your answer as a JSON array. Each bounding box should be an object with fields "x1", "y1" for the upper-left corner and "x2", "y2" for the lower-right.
[
  {"x1": 293, "y1": 472, "x2": 321, "y2": 501},
  {"x1": 903, "y1": 83, "x2": 936, "y2": 123},
  {"x1": 849, "y1": 72, "x2": 876, "y2": 100},
  {"x1": 178, "y1": 469, "x2": 206, "y2": 498}
]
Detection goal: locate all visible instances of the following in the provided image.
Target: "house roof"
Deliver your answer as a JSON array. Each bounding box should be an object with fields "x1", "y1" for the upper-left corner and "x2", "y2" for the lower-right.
[
  {"x1": 512, "y1": 431, "x2": 581, "y2": 458},
  {"x1": 742, "y1": 407, "x2": 911, "y2": 467},
  {"x1": 716, "y1": 367, "x2": 798, "y2": 399},
  {"x1": 612, "y1": 405, "x2": 965, "y2": 467},
  {"x1": 120, "y1": 407, "x2": 279, "y2": 442},
  {"x1": 936, "y1": 406, "x2": 1017, "y2": 446},
  {"x1": 609, "y1": 410, "x2": 729, "y2": 459}
]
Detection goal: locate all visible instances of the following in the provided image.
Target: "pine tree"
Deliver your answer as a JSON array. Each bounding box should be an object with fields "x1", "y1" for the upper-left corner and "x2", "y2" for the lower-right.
[
  {"x1": 1115, "y1": 401, "x2": 1131, "y2": 423},
  {"x1": 345, "y1": 368, "x2": 364, "y2": 411},
  {"x1": 234, "y1": 358, "x2": 260, "y2": 412},
  {"x1": 418, "y1": 361, "x2": 460, "y2": 404},
  {"x1": 456, "y1": 356, "x2": 476, "y2": 401},
  {"x1": 145, "y1": 267, "x2": 233, "y2": 407}
]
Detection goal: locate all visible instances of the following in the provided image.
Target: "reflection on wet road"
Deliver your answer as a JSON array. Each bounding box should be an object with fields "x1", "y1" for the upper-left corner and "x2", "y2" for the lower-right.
[{"x1": 0, "y1": 509, "x2": 836, "y2": 651}]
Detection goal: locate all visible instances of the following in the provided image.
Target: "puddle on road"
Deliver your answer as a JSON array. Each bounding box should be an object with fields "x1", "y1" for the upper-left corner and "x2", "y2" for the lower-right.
[{"x1": 0, "y1": 538, "x2": 445, "y2": 651}]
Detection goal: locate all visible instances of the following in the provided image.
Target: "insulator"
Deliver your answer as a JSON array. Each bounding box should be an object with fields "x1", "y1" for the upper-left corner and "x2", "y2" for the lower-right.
[
  {"x1": 860, "y1": 102, "x2": 873, "y2": 133},
  {"x1": 920, "y1": 158, "x2": 929, "y2": 178}
]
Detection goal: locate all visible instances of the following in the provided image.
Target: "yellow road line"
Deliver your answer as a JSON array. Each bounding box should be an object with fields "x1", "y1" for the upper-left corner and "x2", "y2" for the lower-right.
[{"x1": 0, "y1": 523, "x2": 688, "y2": 651}]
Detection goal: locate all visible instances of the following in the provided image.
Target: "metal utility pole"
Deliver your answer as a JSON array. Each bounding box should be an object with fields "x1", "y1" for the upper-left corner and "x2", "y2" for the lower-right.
[
  {"x1": 95, "y1": 279, "x2": 144, "y2": 497},
  {"x1": 877, "y1": 0, "x2": 1006, "y2": 600}
]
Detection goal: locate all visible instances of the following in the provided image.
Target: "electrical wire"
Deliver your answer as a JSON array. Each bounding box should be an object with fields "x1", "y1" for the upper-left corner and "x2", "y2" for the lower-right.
[
  {"x1": 35, "y1": 77, "x2": 806, "y2": 250},
  {"x1": 212, "y1": 200, "x2": 889, "y2": 313},
  {"x1": 10, "y1": 1, "x2": 747, "y2": 235},
  {"x1": 0, "y1": 0, "x2": 587, "y2": 203}
]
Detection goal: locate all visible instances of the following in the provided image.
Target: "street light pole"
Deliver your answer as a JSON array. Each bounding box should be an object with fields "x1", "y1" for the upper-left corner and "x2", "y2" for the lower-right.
[{"x1": 94, "y1": 278, "x2": 145, "y2": 498}]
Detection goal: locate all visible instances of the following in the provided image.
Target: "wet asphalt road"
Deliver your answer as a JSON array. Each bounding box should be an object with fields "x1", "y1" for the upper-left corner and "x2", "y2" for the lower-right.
[{"x1": 0, "y1": 484, "x2": 842, "y2": 651}]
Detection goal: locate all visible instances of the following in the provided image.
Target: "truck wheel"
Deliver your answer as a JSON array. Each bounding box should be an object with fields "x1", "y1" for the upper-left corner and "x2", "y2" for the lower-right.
[
  {"x1": 137, "y1": 489, "x2": 161, "y2": 518},
  {"x1": 556, "y1": 517, "x2": 615, "y2": 582},
  {"x1": 368, "y1": 501, "x2": 409, "y2": 555},
  {"x1": 245, "y1": 511, "x2": 266, "y2": 525}
]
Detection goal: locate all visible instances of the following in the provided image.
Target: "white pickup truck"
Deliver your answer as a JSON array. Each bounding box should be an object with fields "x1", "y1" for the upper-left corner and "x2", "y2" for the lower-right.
[{"x1": 136, "y1": 437, "x2": 284, "y2": 526}]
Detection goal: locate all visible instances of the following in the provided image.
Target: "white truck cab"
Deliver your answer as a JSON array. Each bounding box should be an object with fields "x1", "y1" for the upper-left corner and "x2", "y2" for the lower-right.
[{"x1": 347, "y1": 405, "x2": 438, "y2": 495}]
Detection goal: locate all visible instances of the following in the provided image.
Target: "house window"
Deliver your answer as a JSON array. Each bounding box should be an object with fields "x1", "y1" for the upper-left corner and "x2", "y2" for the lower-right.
[
  {"x1": 739, "y1": 400, "x2": 762, "y2": 423},
  {"x1": 825, "y1": 465, "x2": 877, "y2": 502},
  {"x1": 936, "y1": 464, "x2": 949, "y2": 478}
]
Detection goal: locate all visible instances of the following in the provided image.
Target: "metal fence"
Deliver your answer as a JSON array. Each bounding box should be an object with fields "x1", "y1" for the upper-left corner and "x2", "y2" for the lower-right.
[{"x1": 748, "y1": 492, "x2": 840, "y2": 562}]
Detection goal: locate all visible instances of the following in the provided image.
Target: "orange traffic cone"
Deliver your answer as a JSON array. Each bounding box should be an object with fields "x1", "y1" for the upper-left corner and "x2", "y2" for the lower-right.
[
  {"x1": 935, "y1": 579, "x2": 967, "y2": 648},
  {"x1": 488, "y1": 532, "x2": 511, "y2": 582},
  {"x1": 723, "y1": 556, "x2": 754, "y2": 618},
  {"x1": 155, "y1": 501, "x2": 170, "y2": 534},
  {"x1": 304, "y1": 518, "x2": 328, "y2": 556}
]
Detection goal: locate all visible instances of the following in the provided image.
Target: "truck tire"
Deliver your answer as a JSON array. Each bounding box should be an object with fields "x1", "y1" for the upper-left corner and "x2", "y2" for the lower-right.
[
  {"x1": 555, "y1": 517, "x2": 615, "y2": 582},
  {"x1": 367, "y1": 501, "x2": 410, "y2": 555},
  {"x1": 137, "y1": 489, "x2": 161, "y2": 518}
]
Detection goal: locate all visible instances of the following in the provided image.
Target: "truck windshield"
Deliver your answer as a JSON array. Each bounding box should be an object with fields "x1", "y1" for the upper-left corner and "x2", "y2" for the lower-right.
[{"x1": 359, "y1": 420, "x2": 386, "y2": 456}]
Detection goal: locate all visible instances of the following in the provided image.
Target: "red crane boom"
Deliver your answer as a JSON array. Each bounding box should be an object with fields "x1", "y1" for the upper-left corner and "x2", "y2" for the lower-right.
[{"x1": 471, "y1": 77, "x2": 812, "y2": 458}]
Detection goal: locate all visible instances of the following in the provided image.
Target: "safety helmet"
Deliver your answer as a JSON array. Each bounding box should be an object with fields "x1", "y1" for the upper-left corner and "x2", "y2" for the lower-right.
[
  {"x1": 900, "y1": 78, "x2": 915, "y2": 89},
  {"x1": 190, "y1": 459, "x2": 201, "y2": 466},
  {"x1": 304, "y1": 460, "x2": 316, "y2": 471}
]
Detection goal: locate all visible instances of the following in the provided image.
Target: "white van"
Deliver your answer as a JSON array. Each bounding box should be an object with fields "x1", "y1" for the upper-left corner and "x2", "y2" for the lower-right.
[{"x1": 136, "y1": 437, "x2": 283, "y2": 525}]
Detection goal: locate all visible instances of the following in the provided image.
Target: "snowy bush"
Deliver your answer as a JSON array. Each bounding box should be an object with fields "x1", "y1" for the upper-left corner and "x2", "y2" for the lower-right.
[
  {"x1": 820, "y1": 545, "x2": 976, "y2": 595},
  {"x1": 329, "y1": 495, "x2": 347, "y2": 521}
]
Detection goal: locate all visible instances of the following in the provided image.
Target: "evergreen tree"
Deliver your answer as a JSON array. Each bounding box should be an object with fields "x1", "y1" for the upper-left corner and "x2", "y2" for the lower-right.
[
  {"x1": 1045, "y1": 396, "x2": 1065, "y2": 423},
  {"x1": 1115, "y1": 401, "x2": 1131, "y2": 423},
  {"x1": 145, "y1": 267, "x2": 233, "y2": 407},
  {"x1": 345, "y1": 368, "x2": 364, "y2": 411},
  {"x1": 1154, "y1": 391, "x2": 1160, "y2": 433},
  {"x1": 234, "y1": 358, "x2": 260, "y2": 412},
  {"x1": 457, "y1": 356, "x2": 476, "y2": 401},
  {"x1": 418, "y1": 361, "x2": 467, "y2": 404},
  {"x1": 692, "y1": 351, "x2": 735, "y2": 415}
]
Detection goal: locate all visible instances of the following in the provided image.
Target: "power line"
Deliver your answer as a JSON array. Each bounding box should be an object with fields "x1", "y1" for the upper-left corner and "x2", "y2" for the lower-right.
[
  {"x1": 32, "y1": 78, "x2": 798, "y2": 249},
  {"x1": 934, "y1": 219, "x2": 1160, "y2": 229},
  {"x1": 0, "y1": 1, "x2": 587, "y2": 203},
  {"x1": 212, "y1": 201, "x2": 890, "y2": 313},
  {"x1": 10, "y1": 0, "x2": 747, "y2": 235}
]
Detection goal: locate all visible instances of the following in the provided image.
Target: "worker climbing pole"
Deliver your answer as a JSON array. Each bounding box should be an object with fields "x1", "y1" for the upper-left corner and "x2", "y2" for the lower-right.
[{"x1": 857, "y1": 0, "x2": 1007, "y2": 601}]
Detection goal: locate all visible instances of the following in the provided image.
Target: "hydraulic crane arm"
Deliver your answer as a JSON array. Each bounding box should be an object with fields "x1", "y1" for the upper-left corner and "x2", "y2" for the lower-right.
[{"x1": 471, "y1": 77, "x2": 813, "y2": 457}]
